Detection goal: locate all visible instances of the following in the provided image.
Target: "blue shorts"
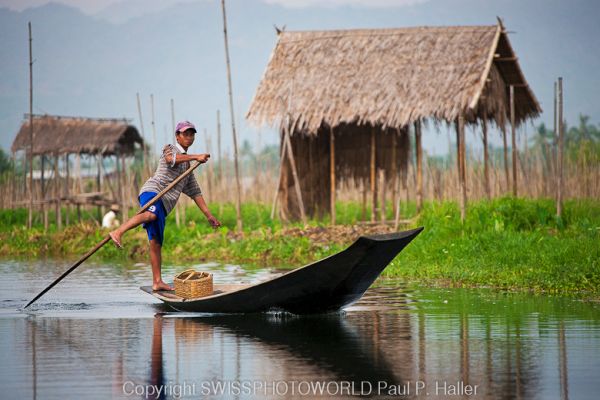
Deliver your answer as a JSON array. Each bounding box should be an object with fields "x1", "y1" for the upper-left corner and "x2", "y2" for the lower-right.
[{"x1": 138, "y1": 192, "x2": 167, "y2": 246}]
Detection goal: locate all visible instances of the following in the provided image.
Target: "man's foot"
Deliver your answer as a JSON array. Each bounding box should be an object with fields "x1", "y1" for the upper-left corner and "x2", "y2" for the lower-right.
[
  {"x1": 108, "y1": 231, "x2": 123, "y2": 249},
  {"x1": 152, "y1": 281, "x2": 173, "y2": 292}
]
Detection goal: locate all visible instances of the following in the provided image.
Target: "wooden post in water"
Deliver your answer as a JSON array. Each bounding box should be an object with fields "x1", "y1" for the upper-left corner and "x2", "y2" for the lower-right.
[
  {"x1": 220, "y1": 0, "x2": 243, "y2": 231},
  {"x1": 28, "y1": 22, "x2": 34, "y2": 229},
  {"x1": 510, "y1": 85, "x2": 518, "y2": 196},
  {"x1": 482, "y1": 115, "x2": 491, "y2": 199},
  {"x1": 553, "y1": 81, "x2": 558, "y2": 197},
  {"x1": 370, "y1": 127, "x2": 377, "y2": 223},
  {"x1": 415, "y1": 119, "x2": 423, "y2": 212},
  {"x1": 329, "y1": 125, "x2": 336, "y2": 225},
  {"x1": 557, "y1": 77, "x2": 564, "y2": 218}
]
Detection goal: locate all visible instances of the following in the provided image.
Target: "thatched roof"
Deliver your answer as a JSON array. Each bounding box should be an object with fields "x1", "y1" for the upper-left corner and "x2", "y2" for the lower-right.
[
  {"x1": 247, "y1": 22, "x2": 541, "y2": 133},
  {"x1": 11, "y1": 115, "x2": 143, "y2": 156}
]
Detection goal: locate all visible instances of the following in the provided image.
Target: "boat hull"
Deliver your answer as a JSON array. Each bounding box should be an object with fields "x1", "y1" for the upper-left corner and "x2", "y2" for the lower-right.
[{"x1": 141, "y1": 228, "x2": 423, "y2": 314}]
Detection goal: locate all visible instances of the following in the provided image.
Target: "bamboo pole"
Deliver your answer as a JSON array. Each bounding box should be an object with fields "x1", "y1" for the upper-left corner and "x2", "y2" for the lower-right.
[
  {"x1": 170, "y1": 98, "x2": 180, "y2": 227},
  {"x1": 217, "y1": 110, "x2": 222, "y2": 191},
  {"x1": 415, "y1": 120, "x2": 423, "y2": 212},
  {"x1": 96, "y1": 154, "x2": 102, "y2": 223},
  {"x1": 136, "y1": 92, "x2": 146, "y2": 173},
  {"x1": 482, "y1": 116, "x2": 490, "y2": 199},
  {"x1": 553, "y1": 81, "x2": 558, "y2": 197},
  {"x1": 121, "y1": 155, "x2": 128, "y2": 219},
  {"x1": 55, "y1": 154, "x2": 61, "y2": 229},
  {"x1": 329, "y1": 125, "x2": 336, "y2": 225},
  {"x1": 391, "y1": 129, "x2": 398, "y2": 217},
  {"x1": 557, "y1": 77, "x2": 564, "y2": 217},
  {"x1": 28, "y1": 22, "x2": 34, "y2": 229},
  {"x1": 457, "y1": 116, "x2": 467, "y2": 221},
  {"x1": 370, "y1": 127, "x2": 377, "y2": 222},
  {"x1": 283, "y1": 129, "x2": 307, "y2": 223},
  {"x1": 220, "y1": 0, "x2": 243, "y2": 231},
  {"x1": 204, "y1": 128, "x2": 213, "y2": 203},
  {"x1": 64, "y1": 154, "x2": 69, "y2": 226},
  {"x1": 510, "y1": 85, "x2": 517, "y2": 196},
  {"x1": 501, "y1": 123, "x2": 510, "y2": 194},
  {"x1": 150, "y1": 93, "x2": 157, "y2": 166},
  {"x1": 41, "y1": 155, "x2": 47, "y2": 230},
  {"x1": 379, "y1": 169, "x2": 386, "y2": 223}
]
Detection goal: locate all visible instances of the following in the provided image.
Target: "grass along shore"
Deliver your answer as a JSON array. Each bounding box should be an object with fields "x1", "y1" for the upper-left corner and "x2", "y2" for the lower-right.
[{"x1": 0, "y1": 198, "x2": 598, "y2": 296}]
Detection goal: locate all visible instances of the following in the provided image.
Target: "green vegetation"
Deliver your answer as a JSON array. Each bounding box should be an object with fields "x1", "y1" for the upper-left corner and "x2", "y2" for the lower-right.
[{"x1": 0, "y1": 198, "x2": 598, "y2": 296}]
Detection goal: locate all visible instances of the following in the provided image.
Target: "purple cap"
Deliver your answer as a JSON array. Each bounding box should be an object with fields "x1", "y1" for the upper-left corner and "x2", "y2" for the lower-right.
[{"x1": 175, "y1": 120, "x2": 196, "y2": 133}]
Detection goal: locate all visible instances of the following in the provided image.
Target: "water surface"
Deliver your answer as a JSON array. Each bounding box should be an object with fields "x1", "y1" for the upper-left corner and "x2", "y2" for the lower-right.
[{"x1": 1, "y1": 259, "x2": 599, "y2": 399}]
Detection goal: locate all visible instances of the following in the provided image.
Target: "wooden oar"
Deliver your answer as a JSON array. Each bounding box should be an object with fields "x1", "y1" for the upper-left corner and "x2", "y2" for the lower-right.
[{"x1": 23, "y1": 161, "x2": 202, "y2": 309}]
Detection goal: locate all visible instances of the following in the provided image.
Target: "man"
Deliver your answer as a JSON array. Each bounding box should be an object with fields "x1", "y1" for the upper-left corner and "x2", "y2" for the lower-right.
[{"x1": 109, "y1": 121, "x2": 221, "y2": 291}]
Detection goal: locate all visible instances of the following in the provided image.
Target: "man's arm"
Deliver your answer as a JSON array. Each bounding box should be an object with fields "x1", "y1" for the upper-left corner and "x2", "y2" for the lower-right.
[
  {"x1": 193, "y1": 195, "x2": 221, "y2": 228},
  {"x1": 165, "y1": 152, "x2": 210, "y2": 166}
]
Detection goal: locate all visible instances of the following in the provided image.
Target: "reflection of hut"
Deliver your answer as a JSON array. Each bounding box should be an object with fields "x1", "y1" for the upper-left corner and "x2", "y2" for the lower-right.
[
  {"x1": 11, "y1": 114, "x2": 143, "y2": 228},
  {"x1": 247, "y1": 20, "x2": 541, "y2": 222}
]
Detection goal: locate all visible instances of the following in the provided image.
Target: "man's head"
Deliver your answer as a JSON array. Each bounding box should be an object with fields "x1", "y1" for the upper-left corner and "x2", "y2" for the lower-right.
[{"x1": 175, "y1": 120, "x2": 197, "y2": 149}]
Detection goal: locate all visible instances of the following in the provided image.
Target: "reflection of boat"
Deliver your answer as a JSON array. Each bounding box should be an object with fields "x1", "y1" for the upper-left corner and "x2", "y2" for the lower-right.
[{"x1": 141, "y1": 228, "x2": 423, "y2": 314}]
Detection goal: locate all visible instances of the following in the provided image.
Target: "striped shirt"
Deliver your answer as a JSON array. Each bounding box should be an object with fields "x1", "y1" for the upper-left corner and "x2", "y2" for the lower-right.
[{"x1": 139, "y1": 143, "x2": 202, "y2": 214}]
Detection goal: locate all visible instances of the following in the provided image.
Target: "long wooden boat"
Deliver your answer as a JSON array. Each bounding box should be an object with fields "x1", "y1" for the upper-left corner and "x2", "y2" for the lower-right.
[{"x1": 141, "y1": 227, "x2": 423, "y2": 314}]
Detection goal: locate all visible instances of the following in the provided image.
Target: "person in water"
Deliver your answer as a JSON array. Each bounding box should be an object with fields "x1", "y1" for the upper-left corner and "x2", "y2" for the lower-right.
[{"x1": 109, "y1": 121, "x2": 221, "y2": 291}]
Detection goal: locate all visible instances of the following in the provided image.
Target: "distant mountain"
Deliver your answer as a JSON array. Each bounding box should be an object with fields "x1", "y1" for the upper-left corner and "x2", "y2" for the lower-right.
[{"x1": 0, "y1": 0, "x2": 598, "y2": 155}]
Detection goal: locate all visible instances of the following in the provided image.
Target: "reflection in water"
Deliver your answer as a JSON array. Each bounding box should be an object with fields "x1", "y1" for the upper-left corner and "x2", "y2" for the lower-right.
[{"x1": 1, "y1": 261, "x2": 600, "y2": 399}]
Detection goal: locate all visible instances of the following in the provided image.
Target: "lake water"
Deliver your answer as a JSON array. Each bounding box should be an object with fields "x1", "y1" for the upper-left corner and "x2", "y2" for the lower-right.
[{"x1": 1, "y1": 259, "x2": 599, "y2": 399}]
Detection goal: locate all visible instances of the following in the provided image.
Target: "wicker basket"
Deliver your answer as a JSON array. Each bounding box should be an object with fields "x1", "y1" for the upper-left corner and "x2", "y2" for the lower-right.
[{"x1": 174, "y1": 269, "x2": 213, "y2": 299}]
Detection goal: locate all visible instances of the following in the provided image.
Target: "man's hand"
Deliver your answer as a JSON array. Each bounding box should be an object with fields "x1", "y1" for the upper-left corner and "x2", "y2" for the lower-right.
[
  {"x1": 207, "y1": 215, "x2": 221, "y2": 229},
  {"x1": 195, "y1": 153, "x2": 210, "y2": 163}
]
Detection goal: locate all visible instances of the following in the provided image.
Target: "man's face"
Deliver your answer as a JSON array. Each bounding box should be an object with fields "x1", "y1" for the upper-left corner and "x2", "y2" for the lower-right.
[{"x1": 176, "y1": 129, "x2": 196, "y2": 148}]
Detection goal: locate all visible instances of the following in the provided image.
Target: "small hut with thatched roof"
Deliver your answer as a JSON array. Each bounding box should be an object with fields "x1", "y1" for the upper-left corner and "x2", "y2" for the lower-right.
[
  {"x1": 11, "y1": 114, "x2": 144, "y2": 228},
  {"x1": 247, "y1": 20, "x2": 541, "y2": 222}
]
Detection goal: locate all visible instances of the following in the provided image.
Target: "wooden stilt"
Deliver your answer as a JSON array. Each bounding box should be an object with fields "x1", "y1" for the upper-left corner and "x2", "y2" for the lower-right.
[
  {"x1": 457, "y1": 116, "x2": 467, "y2": 221},
  {"x1": 96, "y1": 154, "x2": 102, "y2": 224},
  {"x1": 283, "y1": 129, "x2": 307, "y2": 223},
  {"x1": 370, "y1": 127, "x2": 377, "y2": 222},
  {"x1": 510, "y1": 85, "x2": 517, "y2": 196},
  {"x1": 415, "y1": 120, "x2": 423, "y2": 212},
  {"x1": 65, "y1": 154, "x2": 69, "y2": 226},
  {"x1": 391, "y1": 129, "x2": 398, "y2": 218},
  {"x1": 41, "y1": 155, "x2": 48, "y2": 230},
  {"x1": 329, "y1": 125, "x2": 336, "y2": 225},
  {"x1": 379, "y1": 169, "x2": 386, "y2": 223},
  {"x1": 482, "y1": 115, "x2": 490, "y2": 199},
  {"x1": 55, "y1": 154, "x2": 61, "y2": 229},
  {"x1": 501, "y1": 123, "x2": 510, "y2": 194}
]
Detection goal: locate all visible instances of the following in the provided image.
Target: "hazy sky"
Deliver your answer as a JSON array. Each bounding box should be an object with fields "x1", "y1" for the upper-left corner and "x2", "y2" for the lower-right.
[{"x1": 1, "y1": 0, "x2": 598, "y2": 157}]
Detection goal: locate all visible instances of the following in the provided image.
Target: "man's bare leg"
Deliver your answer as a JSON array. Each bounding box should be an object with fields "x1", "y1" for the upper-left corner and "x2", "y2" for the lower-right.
[
  {"x1": 109, "y1": 211, "x2": 156, "y2": 247},
  {"x1": 150, "y1": 238, "x2": 172, "y2": 291}
]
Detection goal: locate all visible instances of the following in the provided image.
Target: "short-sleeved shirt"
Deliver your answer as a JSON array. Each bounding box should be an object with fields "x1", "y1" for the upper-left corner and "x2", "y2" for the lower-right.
[{"x1": 139, "y1": 143, "x2": 202, "y2": 214}]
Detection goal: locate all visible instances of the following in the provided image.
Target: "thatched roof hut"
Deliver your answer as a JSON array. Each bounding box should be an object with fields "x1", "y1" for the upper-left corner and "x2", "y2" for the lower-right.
[
  {"x1": 247, "y1": 22, "x2": 541, "y2": 220},
  {"x1": 247, "y1": 23, "x2": 540, "y2": 130},
  {"x1": 11, "y1": 114, "x2": 143, "y2": 156}
]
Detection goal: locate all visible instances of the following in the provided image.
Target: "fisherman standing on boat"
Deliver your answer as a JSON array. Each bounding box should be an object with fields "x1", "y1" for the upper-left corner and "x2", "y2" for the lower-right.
[{"x1": 109, "y1": 121, "x2": 221, "y2": 291}]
